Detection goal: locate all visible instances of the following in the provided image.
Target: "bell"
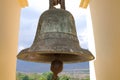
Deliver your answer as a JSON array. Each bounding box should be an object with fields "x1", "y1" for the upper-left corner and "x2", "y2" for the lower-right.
[{"x1": 17, "y1": 8, "x2": 94, "y2": 63}]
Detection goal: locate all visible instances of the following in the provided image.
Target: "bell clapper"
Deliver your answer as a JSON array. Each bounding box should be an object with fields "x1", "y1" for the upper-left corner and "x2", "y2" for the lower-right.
[{"x1": 50, "y1": 60, "x2": 63, "y2": 80}]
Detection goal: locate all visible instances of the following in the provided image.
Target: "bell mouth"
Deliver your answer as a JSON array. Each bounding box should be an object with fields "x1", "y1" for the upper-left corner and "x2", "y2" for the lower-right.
[{"x1": 17, "y1": 48, "x2": 95, "y2": 63}]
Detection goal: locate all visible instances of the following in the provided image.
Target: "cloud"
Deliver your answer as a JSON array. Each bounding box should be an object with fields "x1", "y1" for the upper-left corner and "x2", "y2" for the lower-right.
[
  {"x1": 18, "y1": 19, "x2": 37, "y2": 49},
  {"x1": 18, "y1": 46, "x2": 25, "y2": 52},
  {"x1": 75, "y1": 14, "x2": 88, "y2": 49},
  {"x1": 20, "y1": 7, "x2": 41, "y2": 20},
  {"x1": 18, "y1": 8, "x2": 39, "y2": 49},
  {"x1": 76, "y1": 14, "x2": 87, "y2": 34},
  {"x1": 28, "y1": 0, "x2": 49, "y2": 11},
  {"x1": 78, "y1": 29, "x2": 89, "y2": 49}
]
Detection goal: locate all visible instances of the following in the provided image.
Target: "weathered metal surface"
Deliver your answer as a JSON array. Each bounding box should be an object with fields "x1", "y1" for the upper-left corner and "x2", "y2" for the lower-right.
[{"x1": 17, "y1": 9, "x2": 94, "y2": 63}]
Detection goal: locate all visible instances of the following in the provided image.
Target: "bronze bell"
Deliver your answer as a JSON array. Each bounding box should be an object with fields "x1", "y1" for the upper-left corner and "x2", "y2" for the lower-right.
[{"x1": 17, "y1": 8, "x2": 94, "y2": 63}]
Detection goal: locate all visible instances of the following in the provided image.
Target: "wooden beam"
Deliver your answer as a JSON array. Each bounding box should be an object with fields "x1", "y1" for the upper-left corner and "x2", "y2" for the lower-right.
[
  {"x1": 18, "y1": 0, "x2": 28, "y2": 8},
  {"x1": 80, "y1": 0, "x2": 90, "y2": 8}
]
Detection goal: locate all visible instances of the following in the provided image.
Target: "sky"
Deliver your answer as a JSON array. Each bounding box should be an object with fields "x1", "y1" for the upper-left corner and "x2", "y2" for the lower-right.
[{"x1": 16, "y1": 0, "x2": 93, "y2": 73}]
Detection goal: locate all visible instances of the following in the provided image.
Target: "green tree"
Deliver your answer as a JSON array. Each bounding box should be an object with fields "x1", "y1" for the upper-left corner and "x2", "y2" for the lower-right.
[
  {"x1": 23, "y1": 76, "x2": 29, "y2": 80},
  {"x1": 39, "y1": 72, "x2": 70, "y2": 80},
  {"x1": 41, "y1": 72, "x2": 53, "y2": 80},
  {"x1": 81, "y1": 78, "x2": 90, "y2": 80},
  {"x1": 59, "y1": 75, "x2": 70, "y2": 80},
  {"x1": 39, "y1": 75, "x2": 47, "y2": 80}
]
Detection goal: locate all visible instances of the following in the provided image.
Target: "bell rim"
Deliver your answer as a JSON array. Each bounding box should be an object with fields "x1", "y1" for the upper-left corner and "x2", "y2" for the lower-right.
[{"x1": 17, "y1": 48, "x2": 95, "y2": 63}]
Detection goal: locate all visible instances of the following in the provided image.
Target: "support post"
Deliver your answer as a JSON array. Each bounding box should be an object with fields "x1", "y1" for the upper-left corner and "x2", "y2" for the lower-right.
[
  {"x1": 90, "y1": 0, "x2": 120, "y2": 80},
  {"x1": 0, "y1": 0, "x2": 21, "y2": 80}
]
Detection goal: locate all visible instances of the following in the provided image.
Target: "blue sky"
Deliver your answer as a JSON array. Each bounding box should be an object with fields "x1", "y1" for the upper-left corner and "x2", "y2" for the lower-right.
[{"x1": 17, "y1": 0, "x2": 91, "y2": 73}]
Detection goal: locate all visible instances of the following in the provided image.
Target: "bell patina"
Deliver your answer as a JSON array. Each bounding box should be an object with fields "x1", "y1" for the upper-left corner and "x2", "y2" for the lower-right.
[
  {"x1": 17, "y1": 0, "x2": 94, "y2": 80},
  {"x1": 17, "y1": 9, "x2": 94, "y2": 63}
]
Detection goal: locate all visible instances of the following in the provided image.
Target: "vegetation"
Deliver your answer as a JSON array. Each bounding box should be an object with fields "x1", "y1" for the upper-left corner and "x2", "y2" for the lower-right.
[{"x1": 16, "y1": 72, "x2": 90, "y2": 80}]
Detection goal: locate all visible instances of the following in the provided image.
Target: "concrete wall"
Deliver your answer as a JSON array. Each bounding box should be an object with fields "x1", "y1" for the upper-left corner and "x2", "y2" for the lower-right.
[
  {"x1": 90, "y1": 0, "x2": 120, "y2": 80},
  {"x1": 0, "y1": 0, "x2": 20, "y2": 80}
]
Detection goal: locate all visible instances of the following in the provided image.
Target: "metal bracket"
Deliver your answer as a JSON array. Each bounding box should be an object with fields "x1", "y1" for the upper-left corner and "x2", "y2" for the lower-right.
[{"x1": 49, "y1": 0, "x2": 65, "y2": 10}]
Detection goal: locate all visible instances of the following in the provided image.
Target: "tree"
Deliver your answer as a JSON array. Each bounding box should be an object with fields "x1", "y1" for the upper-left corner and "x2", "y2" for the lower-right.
[
  {"x1": 59, "y1": 75, "x2": 70, "y2": 80},
  {"x1": 23, "y1": 76, "x2": 29, "y2": 80}
]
